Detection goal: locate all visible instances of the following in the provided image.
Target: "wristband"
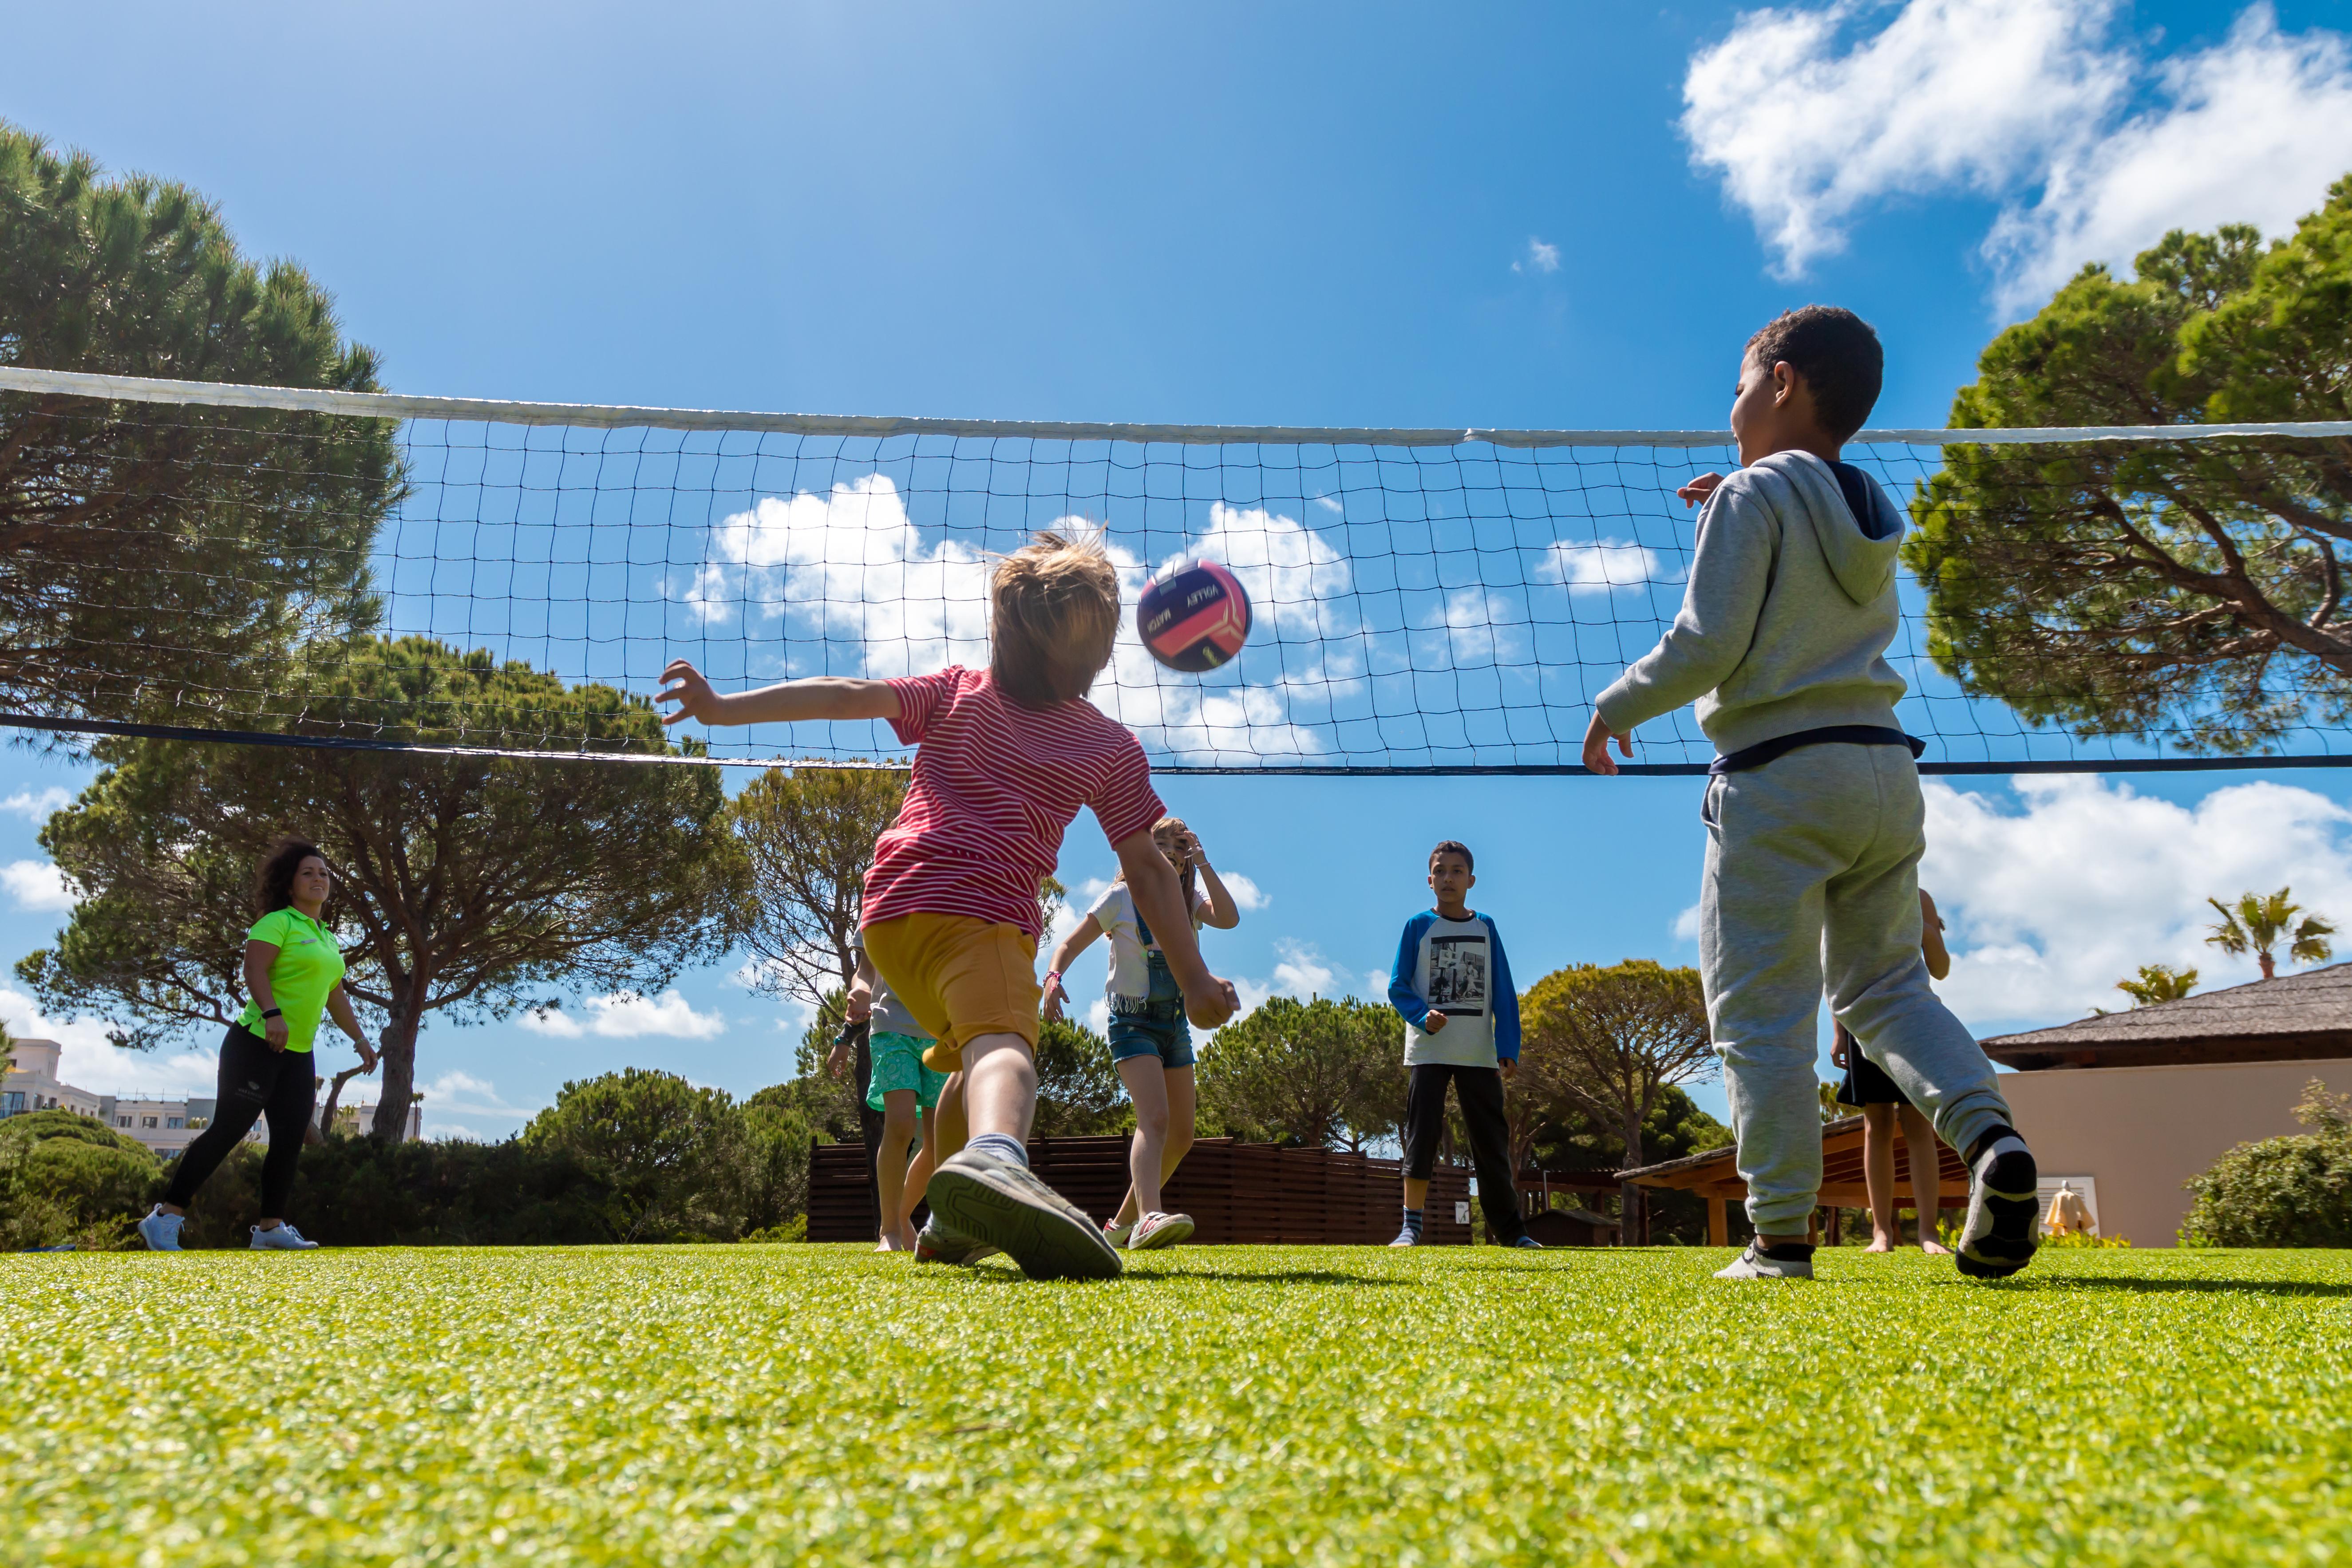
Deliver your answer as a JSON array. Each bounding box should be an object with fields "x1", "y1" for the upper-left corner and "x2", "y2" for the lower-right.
[
  {"x1": 1044, "y1": 970, "x2": 1063, "y2": 987},
  {"x1": 261, "y1": 1007, "x2": 283, "y2": 1020}
]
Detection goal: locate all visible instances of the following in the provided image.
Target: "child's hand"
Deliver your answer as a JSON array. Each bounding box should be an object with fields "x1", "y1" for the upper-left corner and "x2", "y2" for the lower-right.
[
  {"x1": 1499, "y1": 1058, "x2": 1516, "y2": 1079},
  {"x1": 824, "y1": 1037, "x2": 850, "y2": 1080},
  {"x1": 1423, "y1": 1011, "x2": 1449, "y2": 1034},
  {"x1": 1041, "y1": 973, "x2": 1068, "y2": 1023},
  {"x1": 1581, "y1": 711, "x2": 1633, "y2": 775},
  {"x1": 1185, "y1": 974, "x2": 1241, "y2": 1031},
  {"x1": 656, "y1": 660, "x2": 728, "y2": 727},
  {"x1": 1677, "y1": 472, "x2": 1725, "y2": 507},
  {"x1": 1830, "y1": 1033, "x2": 1848, "y2": 1069}
]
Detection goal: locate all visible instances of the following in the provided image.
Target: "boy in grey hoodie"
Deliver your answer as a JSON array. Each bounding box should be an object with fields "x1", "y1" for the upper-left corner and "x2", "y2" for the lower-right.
[{"x1": 1583, "y1": 306, "x2": 2038, "y2": 1282}]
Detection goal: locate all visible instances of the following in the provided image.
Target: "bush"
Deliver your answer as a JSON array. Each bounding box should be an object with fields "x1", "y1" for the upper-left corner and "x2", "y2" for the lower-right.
[
  {"x1": 0, "y1": 1110, "x2": 162, "y2": 1249},
  {"x1": 173, "y1": 1135, "x2": 618, "y2": 1248},
  {"x1": 2179, "y1": 1080, "x2": 2352, "y2": 1248}
]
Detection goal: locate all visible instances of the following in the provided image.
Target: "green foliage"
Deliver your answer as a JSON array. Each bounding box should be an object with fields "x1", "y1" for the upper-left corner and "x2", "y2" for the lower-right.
[
  {"x1": 2206, "y1": 887, "x2": 2335, "y2": 980},
  {"x1": 19, "y1": 635, "x2": 746, "y2": 1139},
  {"x1": 1197, "y1": 995, "x2": 1401, "y2": 1149},
  {"x1": 729, "y1": 766, "x2": 907, "y2": 1007},
  {"x1": 7, "y1": 1246, "x2": 2352, "y2": 1564},
  {"x1": 2180, "y1": 1080, "x2": 2352, "y2": 1248},
  {"x1": 1031, "y1": 1017, "x2": 1132, "y2": 1137},
  {"x1": 1523, "y1": 1084, "x2": 1731, "y2": 1246},
  {"x1": 169, "y1": 1135, "x2": 617, "y2": 1249},
  {"x1": 0, "y1": 1109, "x2": 159, "y2": 1248},
  {"x1": 2117, "y1": 963, "x2": 2199, "y2": 1007},
  {"x1": 0, "y1": 121, "x2": 403, "y2": 729},
  {"x1": 1904, "y1": 178, "x2": 2352, "y2": 751},
  {"x1": 522, "y1": 1069, "x2": 755, "y2": 1243}
]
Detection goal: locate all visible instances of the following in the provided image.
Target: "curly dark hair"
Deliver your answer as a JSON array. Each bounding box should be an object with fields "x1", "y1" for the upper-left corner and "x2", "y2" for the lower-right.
[
  {"x1": 254, "y1": 836, "x2": 330, "y2": 917},
  {"x1": 1746, "y1": 304, "x2": 1883, "y2": 442}
]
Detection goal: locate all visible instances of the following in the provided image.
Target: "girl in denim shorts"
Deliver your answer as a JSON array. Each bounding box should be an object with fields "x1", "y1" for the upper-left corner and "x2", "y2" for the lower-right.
[{"x1": 1043, "y1": 816, "x2": 1243, "y2": 1251}]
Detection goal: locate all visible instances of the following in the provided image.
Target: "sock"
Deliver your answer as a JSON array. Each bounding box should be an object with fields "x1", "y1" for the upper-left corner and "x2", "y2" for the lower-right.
[
  {"x1": 1966, "y1": 1124, "x2": 2026, "y2": 1165},
  {"x1": 966, "y1": 1132, "x2": 1029, "y2": 1168},
  {"x1": 1759, "y1": 1241, "x2": 1816, "y2": 1262},
  {"x1": 1401, "y1": 1206, "x2": 1424, "y2": 1238}
]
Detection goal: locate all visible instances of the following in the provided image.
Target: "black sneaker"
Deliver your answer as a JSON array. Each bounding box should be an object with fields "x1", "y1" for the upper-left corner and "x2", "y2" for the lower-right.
[
  {"x1": 925, "y1": 1149, "x2": 1123, "y2": 1280},
  {"x1": 1956, "y1": 1133, "x2": 2040, "y2": 1280}
]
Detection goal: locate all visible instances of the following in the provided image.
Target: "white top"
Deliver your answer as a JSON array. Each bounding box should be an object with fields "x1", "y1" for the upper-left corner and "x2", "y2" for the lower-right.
[{"x1": 1088, "y1": 881, "x2": 1211, "y2": 1006}]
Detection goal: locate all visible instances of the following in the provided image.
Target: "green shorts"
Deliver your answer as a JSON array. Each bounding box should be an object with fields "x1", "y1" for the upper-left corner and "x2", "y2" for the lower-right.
[{"x1": 866, "y1": 1031, "x2": 949, "y2": 1113}]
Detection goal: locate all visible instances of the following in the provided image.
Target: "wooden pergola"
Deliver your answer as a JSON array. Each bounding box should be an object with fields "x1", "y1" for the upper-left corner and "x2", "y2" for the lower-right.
[{"x1": 1619, "y1": 1114, "x2": 1971, "y2": 1245}]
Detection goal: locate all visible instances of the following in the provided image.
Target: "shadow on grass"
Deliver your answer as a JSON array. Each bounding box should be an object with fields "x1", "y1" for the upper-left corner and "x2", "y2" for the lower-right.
[{"x1": 964, "y1": 1267, "x2": 1407, "y2": 1287}]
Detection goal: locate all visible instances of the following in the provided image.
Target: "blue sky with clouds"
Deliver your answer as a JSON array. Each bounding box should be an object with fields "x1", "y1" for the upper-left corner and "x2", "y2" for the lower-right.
[{"x1": 5, "y1": 0, "x2": 2352, "y2": 1137}]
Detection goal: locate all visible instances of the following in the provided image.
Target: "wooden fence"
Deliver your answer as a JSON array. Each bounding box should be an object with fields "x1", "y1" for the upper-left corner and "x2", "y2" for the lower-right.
[{"x1": 809, "y1": 1135, "x2": 1472, "y2": 1245}]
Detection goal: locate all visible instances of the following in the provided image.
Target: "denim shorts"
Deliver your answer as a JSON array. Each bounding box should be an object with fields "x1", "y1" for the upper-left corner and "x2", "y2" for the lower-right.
[{"x1": 1108, "y1": 1006, "x2": 1194, "y2": 1069}]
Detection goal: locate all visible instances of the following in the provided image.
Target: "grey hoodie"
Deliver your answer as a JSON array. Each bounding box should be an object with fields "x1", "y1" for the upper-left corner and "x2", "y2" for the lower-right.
[{"x1": 1594, "y1": 449, "x2": 1907, "y2": 755}]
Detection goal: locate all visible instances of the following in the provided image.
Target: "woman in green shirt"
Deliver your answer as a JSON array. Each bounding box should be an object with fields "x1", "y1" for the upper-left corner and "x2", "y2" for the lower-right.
[{"x1": 138, "y1": 837, "x2": 378, "y2": 1252}]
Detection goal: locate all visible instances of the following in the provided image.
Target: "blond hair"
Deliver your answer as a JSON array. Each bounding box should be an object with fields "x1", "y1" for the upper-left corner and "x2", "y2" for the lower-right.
[
  {"x1": 1113, "y1": 814, "x2": 1198, "y2": 912},
  {"x1": 990, "y1": 529, "x2": 1121, "y2": 709}
]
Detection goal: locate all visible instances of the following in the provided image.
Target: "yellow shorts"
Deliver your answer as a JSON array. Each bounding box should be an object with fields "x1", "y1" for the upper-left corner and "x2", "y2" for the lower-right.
[{"x1": 861, "y1": 911, "x2": 1041, "y2": 1073}]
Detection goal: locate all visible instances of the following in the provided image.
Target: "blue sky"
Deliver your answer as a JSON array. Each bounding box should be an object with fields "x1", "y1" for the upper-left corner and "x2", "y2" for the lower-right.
[{"x1": 5, "y1": 0, "x2": 2352, "y2": 1138}]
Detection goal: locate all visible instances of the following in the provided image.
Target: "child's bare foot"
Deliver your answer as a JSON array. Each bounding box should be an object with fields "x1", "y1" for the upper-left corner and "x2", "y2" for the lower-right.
[
  {"x1": 1865, "y1": 1231, "x2": 1896, "y2": 1253},
  {"x1": 1921, "y1": 1238, "x2": 1953, "y2": 1256}
]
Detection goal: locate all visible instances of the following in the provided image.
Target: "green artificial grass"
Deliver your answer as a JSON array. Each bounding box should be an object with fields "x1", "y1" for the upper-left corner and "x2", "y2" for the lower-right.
[{"x1": 4, "y1": 1245, "x2": 2349, "y2": 1565}]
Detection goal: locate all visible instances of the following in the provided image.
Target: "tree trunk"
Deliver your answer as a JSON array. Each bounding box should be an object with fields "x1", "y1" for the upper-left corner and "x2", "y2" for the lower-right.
[
  {"x1": 2259, "y1": 951, "x2": 2277, "y2": 981},
  {"x1": 318, "y1": 1064, "x2": 367, "y2": 1139},
  {"x1": 1621, "y1": 1109, "x2": 1648, "y2": 1245},
  {"x1": 371, "y1": 1003, "x2": 422, "y2": 1142}
]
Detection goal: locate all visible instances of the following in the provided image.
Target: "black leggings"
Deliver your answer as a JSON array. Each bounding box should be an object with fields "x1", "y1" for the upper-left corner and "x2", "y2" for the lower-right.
[
  {"x1": 1401, "y1": 1061, "x2": 1527, "y2": 1243},
  {"x1": 165, "y1": 1023, "x2": 317, "y2": 1216}
]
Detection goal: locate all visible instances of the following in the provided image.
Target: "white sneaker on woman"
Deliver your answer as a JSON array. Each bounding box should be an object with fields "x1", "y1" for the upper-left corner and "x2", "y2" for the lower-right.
[
  {"x1": 138, "y1": 1208, "x2": 185, "y2": 1252},
  {"x1": 1127, "y1": 1211, "x2": 1195, "y2": 1251},
  {"x1": 250, "y1": 1223, "x2": 320, "y2": 1251}
]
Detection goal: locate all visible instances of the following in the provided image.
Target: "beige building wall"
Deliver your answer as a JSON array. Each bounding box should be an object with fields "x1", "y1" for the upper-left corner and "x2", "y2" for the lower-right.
[{"x1": 2000, "y1": 1059, "x2": 2352, "y2": 1247}]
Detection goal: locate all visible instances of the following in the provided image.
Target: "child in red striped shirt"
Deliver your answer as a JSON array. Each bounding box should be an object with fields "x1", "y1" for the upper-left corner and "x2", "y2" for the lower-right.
[{"x1": 658, "y1": 529, "x2": 1238, "y2": 1279}]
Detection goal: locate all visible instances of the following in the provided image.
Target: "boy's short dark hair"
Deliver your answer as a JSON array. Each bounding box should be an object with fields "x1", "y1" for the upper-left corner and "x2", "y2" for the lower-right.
[
  {"x1": 1429, "y1": 840, "x2": 1473, "y2": 872},
  {"x1": 1746, "y1": 305, "x2": 1883, "y2": 442}
]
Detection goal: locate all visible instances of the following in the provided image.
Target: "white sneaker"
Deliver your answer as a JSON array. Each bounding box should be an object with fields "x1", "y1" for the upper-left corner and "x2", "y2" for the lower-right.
[
  {"x1": 1127, "y1": 1211, "x2": 1194, "y2": 1251},
  {"x1": 250, "y1": 1223, "x2": 320, "y2": 1251},
  {"x1": 138, "y1": 1208, "x2": 185, "y2": 1252},
  {"x1": 1714, "y1": 1241, "x2": 1811, "y2": 1280},
  {"x1": 1103, "y1": 1217, "x2": 1136, "y2": 1248},
  {"x1": 1956, "y1": 1134, "x2": 2040, "y2": 1280}
]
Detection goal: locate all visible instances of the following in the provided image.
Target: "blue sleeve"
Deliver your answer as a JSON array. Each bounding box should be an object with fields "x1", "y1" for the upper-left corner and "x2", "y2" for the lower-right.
[
  {"x1": 1482, "y1": 915, "x2": 1520, "y2": 1060},
  {"x1": 1388, "y1": 913, "x2": 1434, "y2": 1027}
]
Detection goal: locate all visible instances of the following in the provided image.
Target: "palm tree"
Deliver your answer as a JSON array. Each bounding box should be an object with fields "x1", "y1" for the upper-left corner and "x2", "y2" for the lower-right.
[
  {"x1": 2115, "y1": 964, "x2": 2198, "y2": 1007},
  {"x1": 2206, "y1": 889, "x2": 2336, "y2": 981}
]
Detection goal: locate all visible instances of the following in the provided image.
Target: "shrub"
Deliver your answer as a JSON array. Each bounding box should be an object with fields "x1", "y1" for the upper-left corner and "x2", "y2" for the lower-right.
[
  {"x1": 2179, "y1": 1080, "x2": 2352, "y2": 1248},
  {"x1": 174, "y1": 1135, "x2": 617, "y2": 1248},
  {"x1": 0, "y1": 1110, "x2": 161, "y2": 1249}
]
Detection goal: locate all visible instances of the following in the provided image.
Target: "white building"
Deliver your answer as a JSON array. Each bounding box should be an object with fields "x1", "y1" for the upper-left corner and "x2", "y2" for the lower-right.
[
  {"x1": 4, "y1": 1037, "x2": 420, "y2": 1151},
  {"x1": 0, "y1": 1039, "x2": 102, "y2": 1121}
]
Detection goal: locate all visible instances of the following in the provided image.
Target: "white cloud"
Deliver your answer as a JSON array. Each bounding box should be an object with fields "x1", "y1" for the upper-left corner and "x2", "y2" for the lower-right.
[
  {"x1": 521, "y1": 988, "x2": 727, "y2": 1041},
  {"x1": 2, "y1": 860, "x2": 76, "y2": 912},
  {"x1": 416, "y1": 1069, "x2": 536, "y2": 1118},
  {"x1": 0, "y1": 787, "x2": 71, "y2": 821},
  {"x1": 1270, "y1": 940, "x2": 1339, "y2": 999},
  {"x1": 1672, "y1": 902, "x2": 1703, "y2": 944},
  {"x1": 1681, "y1": 1, "x2": 2352, "y2": 311},
  {"x1": 1313, "y1": 495, "x2": 1344, "y2": 514},
  {"x1": 1534, "y1": 539, "x2": 1673, "y2": 594},
  {"x1": 1920, "y1": 776, "x2": 2352, "y2": 1029},
  {"x1": 1217, "y1": 871, "x2": 1269, "y2": 912},
  {"x1": 1984, "y1": 8, "x2": 2352, "y2": 310},
  {"x1": 1514, "y1": 237, "x2": 1562, "y2": 274}
]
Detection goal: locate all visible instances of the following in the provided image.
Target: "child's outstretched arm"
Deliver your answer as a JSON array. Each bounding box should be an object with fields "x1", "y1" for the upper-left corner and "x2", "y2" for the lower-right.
[
  {"x1": 1114, "y1": 830, "x2": 1239, "y2": 1029},
  {"x1": 658, "y1": 660, "x2": 900, "y2": 728},
  {"x1": 1041, "y1": 915, "x2": 1105, "y2": 1023},
  {"x1": 1188, "y1": 832, "x2": 1241, "y2": 930}
]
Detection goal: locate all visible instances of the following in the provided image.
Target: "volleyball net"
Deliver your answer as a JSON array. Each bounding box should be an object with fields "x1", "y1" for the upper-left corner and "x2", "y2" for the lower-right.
[{"x1": 3, "y1": 366, "x2": 2348, "y2": 776}]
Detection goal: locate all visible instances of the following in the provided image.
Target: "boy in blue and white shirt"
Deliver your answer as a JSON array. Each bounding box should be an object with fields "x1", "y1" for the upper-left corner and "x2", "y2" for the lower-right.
[{"x1": 1387, "y1": 840, "x2": 1537, "y2": 1248}]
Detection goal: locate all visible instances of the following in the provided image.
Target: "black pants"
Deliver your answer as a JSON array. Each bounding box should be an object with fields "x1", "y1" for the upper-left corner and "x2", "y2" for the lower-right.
[
  {"x1": 1401, "y1": 1062, "x2": 1526, "y2": 1243},
  {"x1": 849, "y1": 1022, "x2": 885, "y2": 1226},
  {"x1": 165, "y1": 1023, "x2": 317, "y2": 1216}
]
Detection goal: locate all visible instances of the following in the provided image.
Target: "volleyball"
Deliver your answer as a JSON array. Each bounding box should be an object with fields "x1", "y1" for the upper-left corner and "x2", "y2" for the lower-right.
[{"x1": 1137, "y1": 558, "x2": 1253, "y2": 672}]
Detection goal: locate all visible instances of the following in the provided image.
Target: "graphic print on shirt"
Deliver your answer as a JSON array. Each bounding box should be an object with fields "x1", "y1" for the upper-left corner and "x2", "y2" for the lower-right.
[{"x1": 1427, "y1": 935, "x2": 1488, "y2": 1015}]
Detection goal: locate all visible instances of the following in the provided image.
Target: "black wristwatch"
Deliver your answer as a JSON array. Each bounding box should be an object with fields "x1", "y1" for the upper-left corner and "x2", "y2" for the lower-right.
[{"x1": 261, "y1": 1007, "x2": 283, "y2": 1020}]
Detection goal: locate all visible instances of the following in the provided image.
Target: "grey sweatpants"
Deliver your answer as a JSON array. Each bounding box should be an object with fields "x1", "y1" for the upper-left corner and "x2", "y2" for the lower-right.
[{"x1": 1699, "y1": 744, "x2": 2012, "y2": 1233}]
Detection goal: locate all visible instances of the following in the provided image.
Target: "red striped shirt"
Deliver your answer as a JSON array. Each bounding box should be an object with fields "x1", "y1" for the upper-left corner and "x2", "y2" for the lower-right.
[{"x1": 861, "y1": 666, "x2": 1165, "y2": 939}]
